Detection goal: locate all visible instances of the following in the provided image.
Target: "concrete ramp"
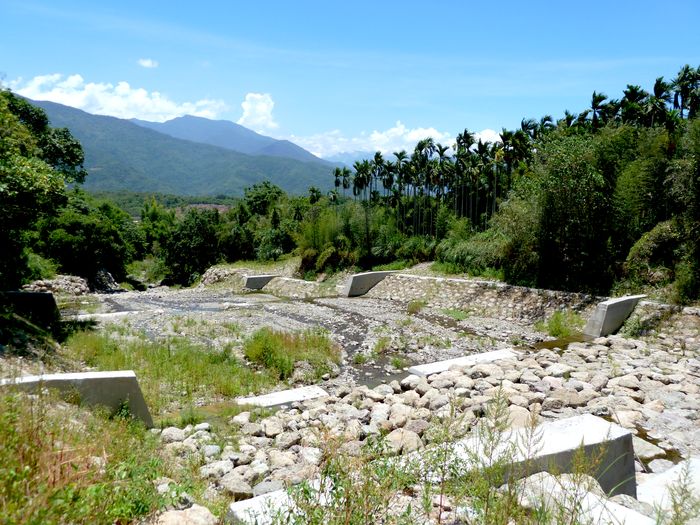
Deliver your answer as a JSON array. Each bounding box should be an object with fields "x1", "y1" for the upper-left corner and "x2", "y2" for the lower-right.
[
  {"x1": 342, "y1": 271, "x2": 397, "y2": 297},
  {"x1": 583, "y1": 295, "x2": 646, "y2": 337},
  {"x1": 407, "y1": 349, "x2": 519, "y2": 377},
  {"x1": 237, "y1": 385, "x2": 328, "y2": 408},
  {"x1": 0, "y1": 371, "x2": 153, "y2": 427},
  {"x1": 243, "y1": 275, "x2": 278, "y2": 290}
]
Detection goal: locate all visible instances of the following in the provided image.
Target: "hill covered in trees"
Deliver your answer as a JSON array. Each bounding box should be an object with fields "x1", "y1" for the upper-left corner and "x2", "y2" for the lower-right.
[{"x1": 31, "y1": 99, "x2": 334, "y2": 195}]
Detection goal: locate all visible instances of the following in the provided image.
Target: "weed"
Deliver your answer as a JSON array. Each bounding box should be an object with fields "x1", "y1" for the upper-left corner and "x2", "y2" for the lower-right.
[
  {"x1": 534, "y1": 309, "x2": 585, "y2": 338},
  {"x1": 243, "y1": 327, "x2": 340, "y2": 381},
  {"x1": 441, "y1": 308, "x2": 469, "y2": 321},
  {"x1": 62, "y1": 330, "x2": 278, "y2": 413},
  {"x1": 407, "y1": 299, "x2": 427, "y2": 315},
  {"x1": 390, "y1": 356, "x2": 408, "y2": 369},
  {"x1": 373, "y1": 336, "x2": 391, "y2": 354},
  {"x1": 0, "y1": 390, "x2": 165, "y2": 524},
  {"x1": 352, "y1": 353, "x2": 368, "y2": 365}
]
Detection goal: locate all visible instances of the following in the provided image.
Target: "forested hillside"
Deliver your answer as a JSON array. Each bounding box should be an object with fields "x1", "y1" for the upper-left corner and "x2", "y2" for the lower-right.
[{"x1": 31, "y1": 99, "x2": 334, "y2": 195}]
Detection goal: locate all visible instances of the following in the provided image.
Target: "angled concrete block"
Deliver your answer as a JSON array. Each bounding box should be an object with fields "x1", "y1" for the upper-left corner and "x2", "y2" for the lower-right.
[
  {"x1": 243, "y1": 275, "x2": 278, "y2": 290},
  {"x1": 226, "y1": 487, "x2": 293, "y2": 524},
  {"x1": 637, "y1": 457, "x2": 700, "y2": 512},
  {"x1": 237, "y1": 385, "x2": 328, "y2": 408},
  {"x1": 342, "y1": 271, "x2": 397, "y2": 297},
  {"x1": 0, "y1": 371, "x2": 153, "y2": 427},
  {"x1": 415, "y1": 413, "x2": 636, "y2": 497},
  {"x1": 583, "y1": 295, "x2": 646, "y2": 337},
  {"x1": 407, "y1": 349, "x2": 519, "y2": 377}
]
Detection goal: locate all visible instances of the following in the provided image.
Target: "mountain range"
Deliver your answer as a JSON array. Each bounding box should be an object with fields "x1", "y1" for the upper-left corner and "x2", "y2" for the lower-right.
[{"x1": 31, "y1": 99, "x2": 337, "y2": 196}]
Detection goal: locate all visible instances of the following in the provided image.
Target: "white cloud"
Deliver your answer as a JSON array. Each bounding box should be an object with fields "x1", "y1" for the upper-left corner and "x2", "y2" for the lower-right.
[
  {"x1": 11, "y1": 73, "x2": 228, "y2": 122},
  {"x1": 474, "y1": 128, "x2": 501, "y2": 144},
  {"x1": 289, "y1": 121, "x2": 453, "y2": 158},
  {"x1": 237, "y1": 92, "x2": 278, "y2": 133},
  {"x1": 137, "y1": 58, "x2": 159, "y2": 68}
]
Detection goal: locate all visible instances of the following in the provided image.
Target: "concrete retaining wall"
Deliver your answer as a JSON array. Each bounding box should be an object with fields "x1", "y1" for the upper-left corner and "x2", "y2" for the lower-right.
[
  {"x1": 262, "y1": 277, "x2": 336, "y2": 299},
  {"x1": 366, "y1": 274, "x2": 599, "y2": 323},
  {"x1": 0, "y1": 371, "x2": 153, "y2": 427},
  {"x1": 583, "y1": 295, "x2": 646, "y2": 337},
  {"x1": 243, "y1": 275, "x2": 278, "y2": 290}
]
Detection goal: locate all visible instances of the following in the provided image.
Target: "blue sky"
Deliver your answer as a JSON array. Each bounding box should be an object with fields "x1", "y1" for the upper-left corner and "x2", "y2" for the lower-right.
[{"x1": 2, "y1": 0, "x2": 699, "y2": 157}]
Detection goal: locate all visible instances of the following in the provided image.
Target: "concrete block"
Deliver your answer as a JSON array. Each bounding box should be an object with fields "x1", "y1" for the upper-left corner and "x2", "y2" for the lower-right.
[
  {"x1": 637, "y1": 457, "x2": 700, "y2": 511},
  {"x1": 416, "y1": 413, "x2": 636, "y2": 497},
  {"x1": 1, "y1": 291, "x2": 60, "y2": 328},
  {"x1": 226, "y1": 488, "x2": 294, "y2": 524},
  {"x1": 243, "y1": 275, "x2": 278, "y2": 290},
  {"x1": 583, "y1": 295, "x2": 646, "y2": 337},
  {"x1": 237, "y1": 385, "x2": 329, "y2": 408},
  {"x1": 0, "y1": 371, "x2": 153, "y2": 427},
  {"x1": 407, "y1": 349, "x2": 519, "y2": 377},
  {"x1": 342, "y1": 271, "x2": 397, "y2": 297}
]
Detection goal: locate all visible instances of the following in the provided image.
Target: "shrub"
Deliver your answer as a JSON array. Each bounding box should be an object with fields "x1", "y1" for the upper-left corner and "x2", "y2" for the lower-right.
[
  {"x1": 243, "y1": 327, "x2": 341, "y2": 381},
  {"x1": 534, "y1": 309, "x2": 585, "y2": 338}
]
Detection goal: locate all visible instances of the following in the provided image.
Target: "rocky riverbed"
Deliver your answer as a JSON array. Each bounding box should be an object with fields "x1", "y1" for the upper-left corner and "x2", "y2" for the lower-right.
[{"x1": 33, "y1": 274, "x2": 700, "y2": 523}]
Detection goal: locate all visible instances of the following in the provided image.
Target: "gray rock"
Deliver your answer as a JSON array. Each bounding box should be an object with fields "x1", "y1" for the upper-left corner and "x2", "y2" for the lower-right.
[
  {"x1": 253, "y1": 479, "x2": 285, "y2": 497},
  {"x1": 156, "y1": 504, "x2": 217, "y2": 525},
  {"x1": 262, "y1": 418, "x2": 284, "y2": 437},
  {"x1": 160, "y1": 427, "x2": 186, "y2": 443},
  {"x1": 219, "y1": 474, "x2": 254, "y2": 500},
  {"x1": 298, "y1": 446, "x2": 323, "y2": 466},
  {"x1": 648, "y1": 458, "x2": 674, "y2": 473},
  {"x1": 632, "y1": 436, "x2": 665, "y2": 462},
  {"x1": 202, "y1": 444, "x2": 221, "y2": 458},
  {"x1": 199, "y1": 459, "x2": 233, "y2": 479},
  {"x1": 241, "y1": 422, "x2": 263, "y2": 436},
  {"x1": 275, "y1": 431, "x2": 301, "y2": 449},
  {"x1": 385, "y1": 428, "x2": 424, "y2": 455},
  {"x1": 609, "y1": 494, "x2": 655, "y2": 517}
]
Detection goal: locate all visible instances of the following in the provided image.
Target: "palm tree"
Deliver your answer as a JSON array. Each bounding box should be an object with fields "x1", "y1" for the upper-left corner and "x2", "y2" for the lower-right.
[
  {"x1": 393, "y1": 150, "x2": 409, "y2": 230},
  {"x1": 589, "y1": 91, "x2": 608, "y2": 129},
  {"x1": 621, "y1": 85, "x2": 648, "y2": 124},
  {"x1": 672, "y1": 64, "x2": 694, "y2": 118},
  {"x1": 645, "y1": 77, "x2": 673, "y2": 126}
]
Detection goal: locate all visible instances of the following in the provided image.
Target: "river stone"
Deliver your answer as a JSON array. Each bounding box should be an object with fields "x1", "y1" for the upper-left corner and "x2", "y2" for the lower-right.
[
  {"x1": 161, "y1": 427, "x2": 186, "y2": 443},
  {"x1": 648, "y1": 458, "x2": 674, "y2": 473},
  {"x1": 241, "y1": 422, "x2": 263, "y2": 436},
  {"x1": 508, "y1": 405, "x2": 532, "y2": 429},
  {"x1": 546, "y1": 363, "x2": 575, "y2": 378},
  {"x1": 268, "y1": 450, "x2": 296, "y2": 469},
  {"x1": 156, "y1": 504, "x2": 217, "y2": 525},
  {"x1": 202, "y1": 444, "x2": 221, "y2": 458},
  {"x1": 199, "y1": 459, "x2": 233, "y2": 479},
  {"x1": 253, "y1": 479, "x2": 285, "y2": 497},
  {"x1": 262, "y1": 418, "x2": 284, "y2": 437},
  {"x1": 231, "y1": 412, "x2": 251, "y2": 425},
  {"x1": 401, "y1": 374, "x2": 421, "y2": 390},
  {"x1": 220, "y1": 474, "x2": 254, "y2": 500},
  {"x1": 275, "y1": 431, "x2": 301, "y2": 449},
  {"x1": 633, "y1": 436, "x2": 665, "y2": 461},
  {"x1": 405, "y1": 418, "x2": 431, "y2": 436},
  {"x1": 385, "y1": 428, "x2": 424, "y2": 455},
  {"x1": 609, "y1": 494, "x2": 655, "y2": 518},
  {"x1": 609, "y1": 374, "x2": 641, "y2": 390},
  {"x1": 298, "y1": 446, "x2": 323, "y2": 466}
]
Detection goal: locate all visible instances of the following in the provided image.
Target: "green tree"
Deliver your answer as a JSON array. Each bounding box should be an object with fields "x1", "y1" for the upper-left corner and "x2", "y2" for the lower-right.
[{"x1": 162, "y1": 209, "x2": 221, "y2": 285}]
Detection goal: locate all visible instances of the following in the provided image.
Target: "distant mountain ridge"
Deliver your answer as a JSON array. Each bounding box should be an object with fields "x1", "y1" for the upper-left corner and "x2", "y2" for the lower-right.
[
  {"x1": 131, "y1": 115, "x2": 328, "y2": 164},
  {"x1": 30, "y1": 99, "x2": 335, "y2": 196}
]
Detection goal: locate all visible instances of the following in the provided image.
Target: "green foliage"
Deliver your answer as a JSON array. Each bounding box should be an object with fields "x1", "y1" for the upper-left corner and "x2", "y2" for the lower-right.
[
  {"x1": 535, "y1": 133, "x2": 612, "y2": 293},
  {"x1": 244, "y1": 181, "x2": 284, "y2": 215},
  {"x1": 0, "y1": 391, "x2": 164, "y2": 524},
  {"x1": 407, "y1": 299, "x2": 427, "y2": 315},
  {"x1": 242, "y1": 327, "x2": 341, "y2": 381},
  {"x1": 35, "y1": 192, "x2": 140, "y2": 283},
  {"x1": 442, "y1": 308, "x2": 469, "y2": 321},
  {"x1": 535, "y1": 309, "x2": 585, "y2": 338},
  {"x1": 63, "y1": 329, "x2": 276, "y2": 413},
  {"x1": 162, "y1": 208, "x2": 221, "y2": 285}
]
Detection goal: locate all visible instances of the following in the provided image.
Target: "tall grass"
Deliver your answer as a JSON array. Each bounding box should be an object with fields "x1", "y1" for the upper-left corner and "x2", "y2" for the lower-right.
[
  {"x1": 63, "y1": 330, "x2": 277, "y2": 412},
  {"x1": 0, "y1": 391, "x2": 165, "y2": 524},
  {"x1": 243, "y1": 327, "x2": 341, "y2": 381},
  {"x1": 534, "y1": 309, "x2": 585, "y2": 338}
]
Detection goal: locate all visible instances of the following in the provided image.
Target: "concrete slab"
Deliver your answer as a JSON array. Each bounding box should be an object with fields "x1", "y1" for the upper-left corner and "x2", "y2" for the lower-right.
[
  {"x1": 407, "y1": 349, "x2": 519, "y2": 377},
  {"x1": 583, "y1": 295, "x2": 646, "y2": 337},
  {"x1": 243, "y1": 275, "x2": 278, "y2": 290},
  {"x1": 342, "y1": 271, "x2": 397, "y2": 297},
  {"x1": 226, "y1": 488, "x2": 293, "y2": 524},
  {"x1": 0, "y1": 370, "x2": 153, "y2": 427},
  {"x1": 519, "y1": 473, "x2": 654, "y2": 524},
  {"x1": 237, "y1": 385, "x2": 329, "y2": 408},
  {"x1": 414, "y1": 413, "x2": 636, "y2": 497},
  {"x1": 637, "y1": 457, "x2": 700, "y2": 511}
]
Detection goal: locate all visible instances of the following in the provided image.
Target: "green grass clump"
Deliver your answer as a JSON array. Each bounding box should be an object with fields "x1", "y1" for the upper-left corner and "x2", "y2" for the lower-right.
[
  {"x1": 373, "y1": 336, "x2": 391, "y2": 355},
  {"x1": 406, "y1": 299, "x2": 427, "y2": 315},
  {"x1": 243, "y1": 327, "x2": 341, "y2": 381},
  {"x1": 441, "y1": 308, "x2": 469, "y2": 321},
  {"x1": 63, "y1": 330, "x2": 277, "y2": 413},
  {"x1": 0, "y1": 391, "x2": 166, "y2": 524},
  {"x1": 534, "y1": 309, "x2": 585, "y2": 338}
]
